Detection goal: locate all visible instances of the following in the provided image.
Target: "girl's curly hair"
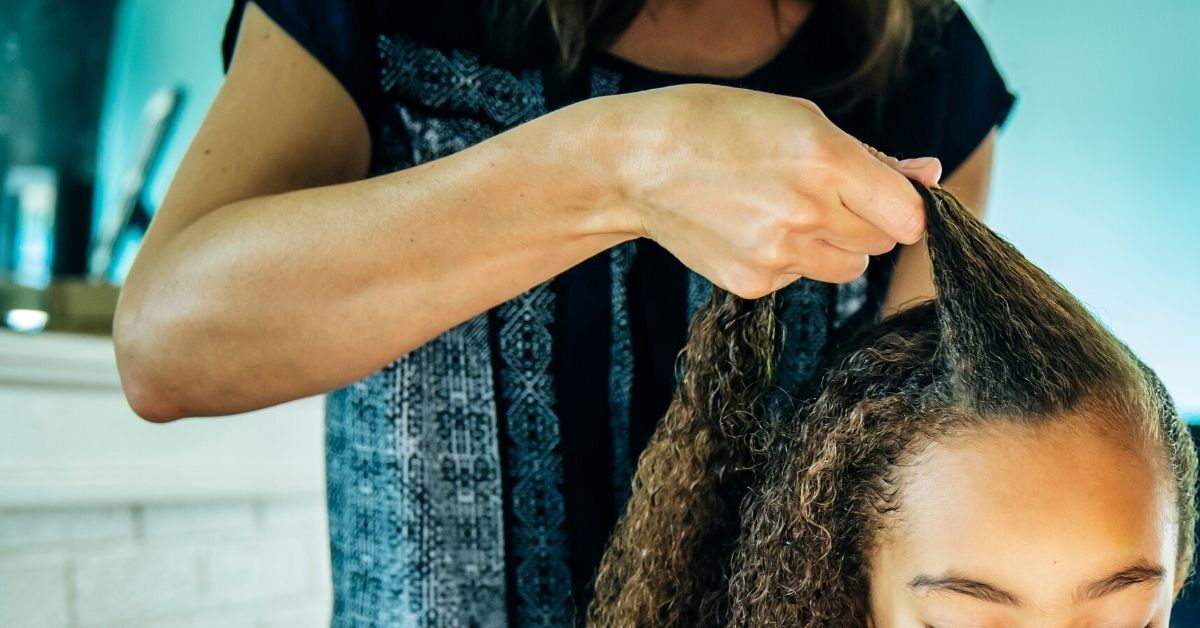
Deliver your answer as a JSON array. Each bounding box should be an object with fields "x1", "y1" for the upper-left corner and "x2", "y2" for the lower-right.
[{"x1": 586, "y1": 184, "x2": 1198, "y2": 627}]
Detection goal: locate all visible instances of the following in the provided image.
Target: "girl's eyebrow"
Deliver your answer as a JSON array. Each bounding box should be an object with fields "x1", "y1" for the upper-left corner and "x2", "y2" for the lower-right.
[
  {"x1": 1077, "y1": 561, "x2": 1166, "y2": 602},
  {"x1": 908, "y1": 573, "x2": 1021, "y2": 606},
  {"x1": 908, "y1": 560, "x2": 1167, "y2": 607}
]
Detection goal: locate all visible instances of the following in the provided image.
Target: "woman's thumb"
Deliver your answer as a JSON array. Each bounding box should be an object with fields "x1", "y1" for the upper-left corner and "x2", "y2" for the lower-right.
[
  {"x1": 861, "y1": 142, "x2": 943, "y2": 188},
  {"x1": 896, "y1": 156, "x2": 943, "y2": 188}
]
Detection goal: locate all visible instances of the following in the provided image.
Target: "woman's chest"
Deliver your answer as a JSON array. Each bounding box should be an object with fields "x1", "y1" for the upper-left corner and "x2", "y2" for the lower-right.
[{"x1": 603, "y1": 0, "x2": 814, "y2": 78}]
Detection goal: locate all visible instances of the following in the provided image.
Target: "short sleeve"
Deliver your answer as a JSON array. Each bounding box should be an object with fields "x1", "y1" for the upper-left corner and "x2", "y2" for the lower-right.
[
  {"x1": 221, "y1": 0, "x2": 374, "y2": 126},
  {"x1": 881, "y1": 3, "x2": 1018, "y2": 178}
]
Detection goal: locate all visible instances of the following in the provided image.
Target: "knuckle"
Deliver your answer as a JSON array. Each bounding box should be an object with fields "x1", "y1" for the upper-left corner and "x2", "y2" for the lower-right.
[
  {"x1": 745, "y1": 221, "x2": 792, "y2": 269},
  {"x1": 834, "y1": 254, "x2": 870, "y2": 283},
  {"x1": 807, "y1": 140, "x2": 842, "y2": 169},
  {"x1": 787, "y1": 204, "x2": 825, "y2": 234},
  {"x1": 899, "y1": 211, "x2": 925, "y2": 244},
  {"x1": 794, "y1": 97, "x2": 827, "y2": 118},
  {"x1": 724, "y1": 266, "x2": 773, "y2": 300},
  {"x1": 809, "y1": 249, "x2": 868, "y2": 284},
  {"x1": 678, "y1": 82, "x2": 727, "y2": 105},
  {"x1": 899, "y1": 196, "x2": 928, "y2": 242},
  {"x1": 869, "y1": 235, "x2": 899, "y2": 256},
  {"x1": 753, "y1": 240, "x2": 788, "y2": 270}
]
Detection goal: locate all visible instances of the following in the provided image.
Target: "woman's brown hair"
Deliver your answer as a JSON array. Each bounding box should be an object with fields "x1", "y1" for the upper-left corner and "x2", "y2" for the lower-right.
[
  {"x1": 488, "y1": 0, "x2": 948, "y2": 106},
  {"x1": 586, "y1": 184, "x2": 1198, "y2": 626}
]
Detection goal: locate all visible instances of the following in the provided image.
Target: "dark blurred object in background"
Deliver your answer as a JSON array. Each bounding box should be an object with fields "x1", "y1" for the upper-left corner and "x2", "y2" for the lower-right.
[
  {"x1": 1175, "y1": 427, "x2": 1200, "y2": 626},
  {"x1": 0, "y1": 0, "x2": 120, "y2": 332}
]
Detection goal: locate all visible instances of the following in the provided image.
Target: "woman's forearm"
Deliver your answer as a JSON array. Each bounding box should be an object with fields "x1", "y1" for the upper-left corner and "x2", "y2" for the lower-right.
[{"x1": 115, "y1": 105, "x2": 637, "y2": 421}]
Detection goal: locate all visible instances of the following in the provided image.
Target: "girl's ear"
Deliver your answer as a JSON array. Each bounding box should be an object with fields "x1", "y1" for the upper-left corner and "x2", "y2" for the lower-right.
[{"x1": 867, "y1": 611, "x2": 877, "y2": 628}]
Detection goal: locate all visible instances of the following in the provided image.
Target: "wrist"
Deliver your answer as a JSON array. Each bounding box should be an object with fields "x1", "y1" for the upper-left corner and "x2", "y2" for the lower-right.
[{"x1": 541, "y1": 95, "x2": 650, "y2": 240}]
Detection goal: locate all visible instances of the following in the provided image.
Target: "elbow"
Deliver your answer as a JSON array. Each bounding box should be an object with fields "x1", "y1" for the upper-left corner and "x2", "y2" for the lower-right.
[
  {"x1": 122, "y1": 378, "x2": 187, "y2": 424},
  {"x1": 124, "y1": 384, "x2": 186, "y2": 424},
  {"x1": 113, "y1": 298, "x2": 188, "y2": 424}
]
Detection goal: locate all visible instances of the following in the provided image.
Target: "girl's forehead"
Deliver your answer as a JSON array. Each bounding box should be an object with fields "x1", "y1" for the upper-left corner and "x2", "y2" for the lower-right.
[
  {"x1": 875, "y1": 419, "x2": 1178, "y2": 605},
  {"x1": 898, "y1": 418, "x2": 1170, "y2": 527}
]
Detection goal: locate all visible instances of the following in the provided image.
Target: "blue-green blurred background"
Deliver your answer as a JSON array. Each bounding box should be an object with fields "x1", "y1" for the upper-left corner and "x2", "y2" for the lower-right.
[{"x1": 961, "y1": 0, "x2": 1200, "y2": 420}]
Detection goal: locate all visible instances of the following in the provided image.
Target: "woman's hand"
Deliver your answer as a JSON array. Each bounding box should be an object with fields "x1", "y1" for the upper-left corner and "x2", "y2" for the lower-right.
[{"x1": 587, "y1": 84, "x2": 942, "y2": 299}]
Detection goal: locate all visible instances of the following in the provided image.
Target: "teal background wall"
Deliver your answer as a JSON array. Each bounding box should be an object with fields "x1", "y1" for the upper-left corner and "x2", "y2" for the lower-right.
[
  {"x1": 93, "y1": 1, "x2": 1199, "y2": 414},
  {"x1": 960, "y1": 0, "x2": 1200, "y2": 414},
  {"x1": 93, "y1": 0, "x2": 227, "y2": 280}
]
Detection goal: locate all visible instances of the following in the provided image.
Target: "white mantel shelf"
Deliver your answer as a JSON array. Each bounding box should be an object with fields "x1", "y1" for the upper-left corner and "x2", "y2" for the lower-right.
[{"x1": 0, "y1": 330, "x2": 326, "y2": 508}]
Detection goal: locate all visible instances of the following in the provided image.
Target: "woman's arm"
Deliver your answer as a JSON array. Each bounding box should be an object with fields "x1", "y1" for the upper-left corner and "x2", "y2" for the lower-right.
[
  {"x1": 114, "y1": 5, "x2": 637, "y2": 422},
  {"x1": 881, "y1": 128, "x2": 998, "y2": 316},
  {"x1": 116, "y1": 5, "x2": 933, "y2": 423}
]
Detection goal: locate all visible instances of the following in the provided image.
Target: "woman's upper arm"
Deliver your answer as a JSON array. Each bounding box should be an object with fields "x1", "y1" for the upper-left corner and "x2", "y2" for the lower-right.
[
  {"x1": 939, "y1": 126, "x2": 997, "y2": 218},
  {"x1": 130, "y1": 2, "x2": 371, "y2": 270}
]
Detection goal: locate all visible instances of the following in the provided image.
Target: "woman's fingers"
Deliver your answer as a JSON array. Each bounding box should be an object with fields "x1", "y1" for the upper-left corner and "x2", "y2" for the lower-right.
[
  {"x1": 772, "y1": 272, "x2": 805, "y2": 293},
  {"x1": 781, "y1": 239, "x2": 870, "y2": 285},
  {"x1": 896, "y1": 157, "x2": 942, "y2": 188},
  {"x1": 816, "y1": 201, "x2": 899, "y2": 256},
  {"x1": 862, "y1": 141, "x2": 943, "y2": 188},
  {"x1": 833, "y1": 140, "x2": 932, "y2": 245}
]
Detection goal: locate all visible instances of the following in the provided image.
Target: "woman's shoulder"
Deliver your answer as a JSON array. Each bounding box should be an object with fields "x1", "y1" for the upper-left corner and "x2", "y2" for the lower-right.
[
  {"x1": 221, "y1": 0, "x2": 549, "y2": 140},
  {"x1": 222, "y1": 0, "x2": 497, "y2": 66},
  {"x1": 878, "y1": 0, "x2": 1018, "y2": 177}
]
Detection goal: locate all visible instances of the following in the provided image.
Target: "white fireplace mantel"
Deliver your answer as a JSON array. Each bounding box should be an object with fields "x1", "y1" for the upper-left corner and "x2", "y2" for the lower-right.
[{"x1": 0, "y1": 330, "x2": 326, "y2": 508}]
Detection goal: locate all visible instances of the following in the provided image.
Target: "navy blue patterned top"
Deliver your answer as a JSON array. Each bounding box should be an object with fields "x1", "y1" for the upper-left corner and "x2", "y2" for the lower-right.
[{"x1": 222, "y1": 2, "x2": 1016, "y2": 626}]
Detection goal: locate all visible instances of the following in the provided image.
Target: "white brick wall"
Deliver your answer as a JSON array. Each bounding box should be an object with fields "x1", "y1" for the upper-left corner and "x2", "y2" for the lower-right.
[
  {"x1": 0, "y1": 555, "x2": 71, "y2": 628},
  {"x1": 0, "y1": 508, "x2": 136, "y2": 550},
  {"x1": 141, "y1": 503, "x2": 258, "y2": 538},
  {"x1": 1, "y1": 331, "x2": 331, "y2": 627},
  {"x1": 0, "y1": 498, "x2": 331, "y2": 628}
]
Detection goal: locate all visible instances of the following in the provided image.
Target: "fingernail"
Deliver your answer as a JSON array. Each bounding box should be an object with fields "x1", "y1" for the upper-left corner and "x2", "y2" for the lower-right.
[{"x1": 899, "y1": 156, "x2": 936, "y2": 169}]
